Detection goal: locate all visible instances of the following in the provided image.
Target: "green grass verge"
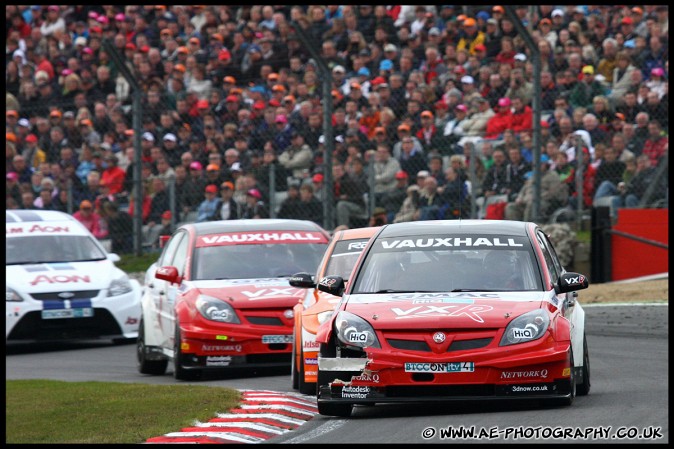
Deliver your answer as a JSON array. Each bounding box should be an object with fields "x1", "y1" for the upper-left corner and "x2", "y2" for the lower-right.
[
  {"x1": 576, "y1": 230, "x2": 590, "y2": 243},
  {"x1": 115, "y1": 252, "x2": 159, "y2": 273},
  {"x1": 6, "y1": 380, "x2": 241, "y2": 444}
]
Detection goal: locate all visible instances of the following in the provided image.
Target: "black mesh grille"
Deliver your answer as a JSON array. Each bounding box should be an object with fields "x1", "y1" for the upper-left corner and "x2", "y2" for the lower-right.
[
  {"x1": 387, "y1": 339, "x2": 430, "y2": 351},
  {"x1": 246, "y1": 353, "x2": 291, "y2": 364},
  {"x1": 30, "y1": 290, "x2": 100, "y2": 301},
  {"x1": 386, "y1": 384, "x2": 495, "y2": 397},
  {"x1": 245, "y1": 316, "x2": 284, "y2": 326},
  {"x1": 448, "y1": 338, "x2": 492, "y2": 352}
]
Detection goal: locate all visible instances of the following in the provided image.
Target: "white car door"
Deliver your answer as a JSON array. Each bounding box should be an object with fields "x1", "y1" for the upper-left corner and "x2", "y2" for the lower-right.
[
  {"x1": 151, "y1": 232, "x2": 186, "y2": 349},
  {"x1": 163, "y1": 234, "x2": 189, "y2": 350}
]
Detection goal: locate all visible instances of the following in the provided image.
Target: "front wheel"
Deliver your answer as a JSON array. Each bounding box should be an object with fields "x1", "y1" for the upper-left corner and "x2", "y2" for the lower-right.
[
  {"x1": 137, "y1": 317, "x2": 168, "y2": 375},
  {"x1": 173, "y1": 321, "x2": 200, "y2": 381}
]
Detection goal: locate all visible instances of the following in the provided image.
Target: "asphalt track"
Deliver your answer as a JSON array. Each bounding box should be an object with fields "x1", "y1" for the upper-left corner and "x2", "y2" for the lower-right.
[{"x1": 6, "y1": 303, "x2": 669, "y2": 444}]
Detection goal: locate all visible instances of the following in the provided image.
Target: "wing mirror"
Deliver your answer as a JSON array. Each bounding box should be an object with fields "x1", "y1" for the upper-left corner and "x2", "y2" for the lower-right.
[
  {"x1": 317, "y1": 275, "x2": 345, "y2": 297},
  {"x1": 155, "y1": 266, "x2": 181, "y2": 285},
  {"x1": 289, "y1": 272, "x2": 316, "y2": 289},
  {"x1": 556, "y1": 272, "x2": 589, "y2": 294}
]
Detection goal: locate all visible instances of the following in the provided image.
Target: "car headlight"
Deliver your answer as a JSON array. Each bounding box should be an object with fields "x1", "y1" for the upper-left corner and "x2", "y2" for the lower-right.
[
  {"x1": 108, "y1": 276, "x2": 133, "y2": 297},
  {"x1": 317, "y1": 310, "x2": 334, "y2": 325},
  {"x1": 196, "y1": 295, "x2": 240, "y2": 324},
  {"x1": 6, "y1": 287, "x2": 22, "y2": 302},
  {"x1": 500, "y1": 308, "x2": 550, "y2": 346},
  {"x1": 334, "y1": 311, "x2": 380, "y2": 349}
]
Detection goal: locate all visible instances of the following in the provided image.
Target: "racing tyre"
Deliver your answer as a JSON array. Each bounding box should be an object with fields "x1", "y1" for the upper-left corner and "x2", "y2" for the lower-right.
[
  {"x1": 298, "y1": 352, "x2": 316, "y2": 395},
  {"x1": 137, "y1": 318, "x2": 168, "y2": 375},
  {"x1": 291, "y1": 338, "x2": 299, "y2": 390},
  {"x1": 576, "y1": 333, "x2": 591, "y2": 396},
  {"x1": 173, "y1": 321, "x2": 201, "y2": 381}
]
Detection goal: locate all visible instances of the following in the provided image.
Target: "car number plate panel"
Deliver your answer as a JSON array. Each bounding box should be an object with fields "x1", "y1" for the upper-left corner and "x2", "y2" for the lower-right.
[{"x1": 41, "y1": 308, "x2": 94, "y2": 319}]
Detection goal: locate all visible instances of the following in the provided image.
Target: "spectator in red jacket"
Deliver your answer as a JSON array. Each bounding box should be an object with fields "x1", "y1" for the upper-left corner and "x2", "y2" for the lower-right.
[
  {"x1": 485, "y1": 97, "x2": 514, "y2": 139},
  {"x1": 510, "y1": 96, "x2": 533, "y2": 133},
  {"x1": 100, "y1": 154, "x2": 126, "y2": 195},
  {"x1": 641, "y1": 120, "x2": 668, "y2": 166}
]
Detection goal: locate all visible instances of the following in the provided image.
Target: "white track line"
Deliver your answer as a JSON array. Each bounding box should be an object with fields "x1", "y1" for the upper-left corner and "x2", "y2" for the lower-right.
[
  {"x1": 193, "y1": 421, "x2": 288, "y2": 434},
  {"x1": 215, "y1": 412, "x2": 306, "y2": 426}
]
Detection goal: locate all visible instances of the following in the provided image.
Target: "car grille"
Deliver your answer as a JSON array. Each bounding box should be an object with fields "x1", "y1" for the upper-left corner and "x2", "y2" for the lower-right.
[
  {"x1": 240, "y1": 309, "x2": 292, "y2": 327},
  {"x1": 384, "y1": 330, "x2": 496, "y2": 353},
  {"x1": 30, "y1": 290, "x2": 100, "y2": 301},
  {"x1": 245, "y1": 316, "x2": 284, "y2": 326},
  {"x1": 448, "y1": 338, "x2": 492, "y2": 351},
  {"x1": 386, "y1": 385, "x2": 496, "y2": 397},
  {"x1": 387, "y1": 339, "x2": 430, "y2": 351}
]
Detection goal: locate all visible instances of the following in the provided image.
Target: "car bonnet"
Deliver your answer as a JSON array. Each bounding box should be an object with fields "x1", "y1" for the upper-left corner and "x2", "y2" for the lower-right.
[
  {"x1": 343, "y1": 292, "x2": 553, "y2": 329},
  {"x1": 185, "y1": 278, "x2": 309, "y2": 308},
  {"x1": 7, "y1": 259, "x2": 117, "y2": 293}
]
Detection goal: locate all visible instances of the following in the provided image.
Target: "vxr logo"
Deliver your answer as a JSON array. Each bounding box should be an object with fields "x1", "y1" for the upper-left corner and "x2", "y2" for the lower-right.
[{"x1": 241, "y1": 288, "x2": 300, "y2": 299}]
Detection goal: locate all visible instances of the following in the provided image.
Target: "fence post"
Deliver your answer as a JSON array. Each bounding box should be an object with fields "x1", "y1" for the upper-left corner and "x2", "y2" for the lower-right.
[
  {"x1": 269, "y1": 163, "x2": 277, "y2": 218},
  {"x1": 367, "y1": 156, "x2": 375, "y2": 218},
  {"x1": 574, "y1": 134, "x2": 585, "y2": 230},
  {"x1": 168, "y1": 176, "x2": 176, "y2": 228}
]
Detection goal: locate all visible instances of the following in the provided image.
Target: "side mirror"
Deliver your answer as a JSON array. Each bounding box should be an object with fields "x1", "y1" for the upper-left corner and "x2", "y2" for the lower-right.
[
  {"x1": 155, "y1": 266, "x2": 181, "y2": 285},
  {"x1": 317, "y1": 275, "x2": 345, "y2": 297},
  {"x1": 289, "y1": 272, "x2": 316, "y2": 289},
  {"x1": 107, "y1": 253, "x2": 121, "y2": 263},
  {"x1": 556, "y1": 272, "x2": 589, "y2": 294}
]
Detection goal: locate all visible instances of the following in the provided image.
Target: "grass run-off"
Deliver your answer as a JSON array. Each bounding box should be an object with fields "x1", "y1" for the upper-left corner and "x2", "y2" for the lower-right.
[{"x1": 6, "y1": 379, "x2": 241, "y2": 444}]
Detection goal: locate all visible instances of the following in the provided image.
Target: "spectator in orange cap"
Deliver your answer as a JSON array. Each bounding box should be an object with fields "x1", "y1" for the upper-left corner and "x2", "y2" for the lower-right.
[
  {"x1": 392, "y1": 123, "x2": 422, "y2": 160},
  {"x1": 457, "y1": 17, "x2": 485, "y2": 55},
  {"x1": 416, "y1": 111, "x2": 441, "y2": 152}
]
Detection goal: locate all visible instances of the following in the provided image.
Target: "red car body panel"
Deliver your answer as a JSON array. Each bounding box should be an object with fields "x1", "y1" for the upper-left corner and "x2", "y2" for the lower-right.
[{"x1": 292, "y1": 227, "x2": 380, "y2": 386}]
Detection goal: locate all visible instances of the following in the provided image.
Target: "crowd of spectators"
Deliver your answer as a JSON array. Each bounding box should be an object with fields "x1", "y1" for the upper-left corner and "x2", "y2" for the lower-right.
[{"x1": 6, "y1": 5, "x2": 669, "y2": 251}]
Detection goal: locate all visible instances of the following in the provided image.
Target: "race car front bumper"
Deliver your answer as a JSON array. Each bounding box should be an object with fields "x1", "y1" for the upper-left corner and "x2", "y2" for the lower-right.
[
  {"x1": 317, "y1": 339, "x2": 574, "y2": 404},
  {"x1": 6, "y1": 280, "x2": 141, "y2": 341},
  {"x1": 178, "y1": 324, "x2": 293, "y2": 370}
]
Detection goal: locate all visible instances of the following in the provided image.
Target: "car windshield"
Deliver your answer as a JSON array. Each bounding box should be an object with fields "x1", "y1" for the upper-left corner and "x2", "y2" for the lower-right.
[
  {"x1": 323, "y1": 239, "x2": 369, "y2": 281},
  {"x1": 6, "y1": 235, "x2": 108, "y2": 265},
  {"x1": 351, "y1": 234, "x2": 542, "y2": 293},
  {"x1": 192, "y1": 243, "x2": 327, "y2": 280}
]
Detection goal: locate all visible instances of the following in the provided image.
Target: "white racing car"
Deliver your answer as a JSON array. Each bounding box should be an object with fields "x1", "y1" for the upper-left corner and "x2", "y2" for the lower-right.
[{"x1": 6, "y1": 210, "x2": 142, "y2": 343}]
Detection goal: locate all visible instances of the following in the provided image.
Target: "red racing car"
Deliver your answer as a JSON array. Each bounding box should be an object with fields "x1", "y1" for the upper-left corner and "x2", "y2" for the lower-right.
[
  {"x1": 315, "y1": 220, "x2": 590, "y2": 417},
  {"x1": 136, "y1": 219, "x2": 330, "y2": 380},
  {"x1": 289, "y1": 226, "x2": 379, "y2": 394}
]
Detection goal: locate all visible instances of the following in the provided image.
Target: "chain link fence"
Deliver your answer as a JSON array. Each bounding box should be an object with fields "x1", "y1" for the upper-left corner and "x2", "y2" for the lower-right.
[{"x1": 6, "y1": 5, "x2": 668, "y2": 255}]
